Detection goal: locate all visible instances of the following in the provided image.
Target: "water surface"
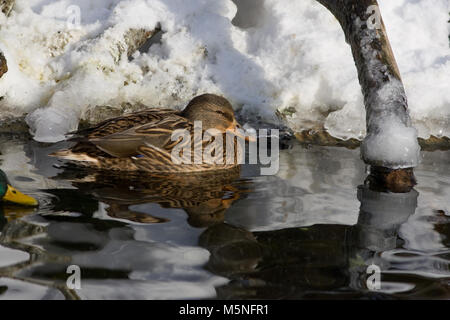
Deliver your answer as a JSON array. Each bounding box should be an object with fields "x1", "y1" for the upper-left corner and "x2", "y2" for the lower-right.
[{"x1": 0, "y1": 135, "x2": 449, "y2": 299}]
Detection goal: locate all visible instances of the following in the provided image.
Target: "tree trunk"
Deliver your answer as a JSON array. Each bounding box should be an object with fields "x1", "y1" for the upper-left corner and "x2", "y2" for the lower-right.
[{"x1": 316, "y1": 0, "x2": 418, "y2": 192}]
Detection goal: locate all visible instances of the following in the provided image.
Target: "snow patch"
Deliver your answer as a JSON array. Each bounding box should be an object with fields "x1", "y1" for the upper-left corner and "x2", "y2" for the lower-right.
[{"x1": 0, "y1": 0, "x2": 447, "y2": 145}]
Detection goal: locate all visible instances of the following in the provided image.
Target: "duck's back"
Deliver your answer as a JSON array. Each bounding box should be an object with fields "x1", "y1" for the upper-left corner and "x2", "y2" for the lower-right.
[
  {"x1": 72, "y1": 108, "x2": 178, "y2": 140},
  {"x1": 51, "y1": 108, "x2": 190, "y2": 169}
]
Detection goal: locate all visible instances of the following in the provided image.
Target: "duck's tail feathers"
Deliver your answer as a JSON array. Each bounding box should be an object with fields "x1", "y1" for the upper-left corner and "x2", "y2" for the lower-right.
[{"x1": 49, "y1": 150, "x2": 100, "y2": 164}]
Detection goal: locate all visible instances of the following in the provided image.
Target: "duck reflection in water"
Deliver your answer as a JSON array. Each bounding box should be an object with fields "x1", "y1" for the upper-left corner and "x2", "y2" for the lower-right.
[
  {"x1": 198, "y1": 180, "x2": 419, "y2": 299},
  {"x1": 48, "y1": 166, "x2": 245, "y2": 227},
  {"x1": 0, "y1": 166, "x2": 247, "y2": 299}
]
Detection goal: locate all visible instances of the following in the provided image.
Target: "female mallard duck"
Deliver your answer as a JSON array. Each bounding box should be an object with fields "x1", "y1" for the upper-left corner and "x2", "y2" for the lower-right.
[
  {"x1": 0, "y1": 170, "x2": 38, "y2": 206},
  {"x1": 51, "y1": 94, "x2": 250, "y2": 173}
]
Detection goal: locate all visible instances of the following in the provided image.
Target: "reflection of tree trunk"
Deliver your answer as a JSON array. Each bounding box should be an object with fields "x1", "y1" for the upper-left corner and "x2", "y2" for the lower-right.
[
  {"x1": 316, "y1": 0, "x2": 418, "y2": 192},
  {"x1": 0, "y1": 0, "x2": 15, "y2": 16}
]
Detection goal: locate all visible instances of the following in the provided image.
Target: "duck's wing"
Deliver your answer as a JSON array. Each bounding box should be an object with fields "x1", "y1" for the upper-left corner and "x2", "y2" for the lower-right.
[
  {"x1": 89, "y1": 113, "x2": 193, "y2": 158},
  {"x1": 70, "y1": 108, "x2": 177, "y2": 140}
]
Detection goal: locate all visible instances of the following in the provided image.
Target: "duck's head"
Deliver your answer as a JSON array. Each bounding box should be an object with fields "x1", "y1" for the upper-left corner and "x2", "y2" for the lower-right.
[
  {"x1": 0, "y1": 170, "x2": 39, "y2": 207},
  {"x1": 181, "y1": 94, "x2": 251, "y2": 141}
]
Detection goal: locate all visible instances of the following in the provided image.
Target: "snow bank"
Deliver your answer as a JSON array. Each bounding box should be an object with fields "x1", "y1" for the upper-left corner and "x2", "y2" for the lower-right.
[{"x1": 0, "y1": 0, "x2": 448, "y2": 144}]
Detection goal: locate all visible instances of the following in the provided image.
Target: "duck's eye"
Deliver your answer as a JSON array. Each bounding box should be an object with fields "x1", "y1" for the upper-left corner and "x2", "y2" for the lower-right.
[
  {"x1": 12, "y1": 190, "x2": 17, "y2": 194},
  {"x1": 215, "y1": 110, "x2": 233, "y2": 121}
]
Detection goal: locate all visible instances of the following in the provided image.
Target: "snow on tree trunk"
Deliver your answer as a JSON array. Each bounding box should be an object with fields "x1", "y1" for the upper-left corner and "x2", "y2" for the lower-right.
[{"x1": 316, "y1": 0, "x2": 420, "y2": 170}]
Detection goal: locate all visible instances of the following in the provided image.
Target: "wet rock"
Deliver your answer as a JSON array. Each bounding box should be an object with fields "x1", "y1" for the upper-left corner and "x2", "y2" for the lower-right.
[
  {"x1": 366, "y1": 166, "x2": 417, "y2": 193},
  {"x1": 295, "y1": 129, "x2": 360, "y2": 149},
  {"x1": 124, "y1": 27, "x2": 161, "y2": 58},
  {"x1": 418, "y1": 135, "x2": 450, "y2": 151},
  {"x1": 0, "y1": 116, "x2": 30, "y2": 134},
  {"x1": 109, "y1": 27, "x2": 160, "y2": 63},
  {"x1": 0, "y1": 52, "x2": 7, "y2": 78},
  {"x1": 294, "y1": 130, "x2": 450, "y2": 151},
  {"x1": 0, "y1": 0, "x2": 14, "y2": 16}
]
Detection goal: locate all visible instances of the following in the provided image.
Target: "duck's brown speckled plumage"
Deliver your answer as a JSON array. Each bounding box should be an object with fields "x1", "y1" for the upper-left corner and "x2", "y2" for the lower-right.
[{"x1": 51, "y1": 94, "x2": 242, "y2": 173}]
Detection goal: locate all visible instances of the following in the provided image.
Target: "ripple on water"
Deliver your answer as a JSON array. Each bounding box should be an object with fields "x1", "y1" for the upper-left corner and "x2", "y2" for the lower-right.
[{"x1": 0, "y1": 136, "x2": 449, "y2": 299}]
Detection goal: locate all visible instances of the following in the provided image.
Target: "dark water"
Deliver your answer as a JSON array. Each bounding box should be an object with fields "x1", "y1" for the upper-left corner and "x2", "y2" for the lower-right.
[{"x1": 0, "y1": 135, "x2": 449, "y2": 299}]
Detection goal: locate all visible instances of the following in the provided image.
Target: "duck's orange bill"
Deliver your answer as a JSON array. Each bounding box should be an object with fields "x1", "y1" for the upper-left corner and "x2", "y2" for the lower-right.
[
  {"x1": 226, "y1": 122, "x2": 257, "y2": 143},
  {"x1": 3, "y1": 185, "x2": 39, "y2": 207}
]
